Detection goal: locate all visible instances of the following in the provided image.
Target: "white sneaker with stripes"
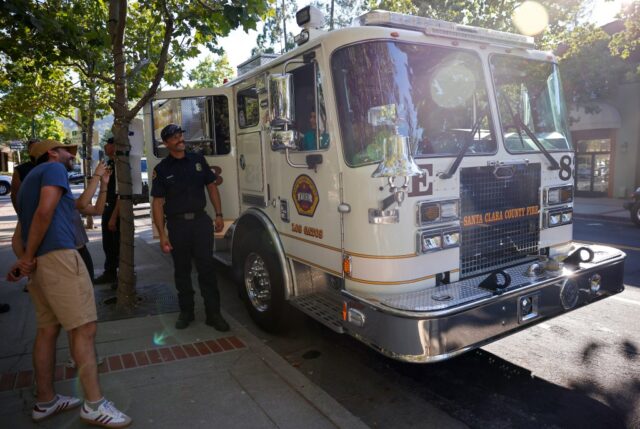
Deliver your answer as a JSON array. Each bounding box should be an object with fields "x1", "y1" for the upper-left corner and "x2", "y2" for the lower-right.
[
  {"x1": 32, "y1": 394, "x2": 81, "y2": 422},
  {"x1": 80, "y1": 399, "x2": 132, "y2": 428}
]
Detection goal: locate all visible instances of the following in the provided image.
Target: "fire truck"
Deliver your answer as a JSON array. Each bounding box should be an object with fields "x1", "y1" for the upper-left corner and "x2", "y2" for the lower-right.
[{"x1": 144, "y1": 7, "x2": 626, "y2": 362}]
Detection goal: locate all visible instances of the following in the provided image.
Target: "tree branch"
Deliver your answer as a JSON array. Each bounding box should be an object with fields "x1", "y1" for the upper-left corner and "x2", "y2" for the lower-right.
[
  {"x1": 126, "y1": 1, "x2": 174, "y2": 120},
  {"x1": 62, "y1": 61, "x2": 115, "y2": 84},
  {"x1": 126, "y1": 58, "x2": 150, "y2": 79},
  {"x1": 196, "y1": 0, "x2": 224, "y2": 13}
]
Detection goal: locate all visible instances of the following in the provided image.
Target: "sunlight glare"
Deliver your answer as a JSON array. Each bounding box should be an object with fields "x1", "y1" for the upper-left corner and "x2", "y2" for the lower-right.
[{"x1": 513, "y1": 1, "x2": 549, "y2": 36}]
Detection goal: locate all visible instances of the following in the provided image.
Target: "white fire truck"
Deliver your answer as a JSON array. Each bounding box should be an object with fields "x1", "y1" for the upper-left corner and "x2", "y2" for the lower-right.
[{"x1": 144, "y1": 8, "x2": 626, "y2": 362}]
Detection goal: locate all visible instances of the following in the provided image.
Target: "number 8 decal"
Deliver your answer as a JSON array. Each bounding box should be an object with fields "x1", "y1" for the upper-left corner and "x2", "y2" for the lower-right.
[{"x1": 559, "y1": 155, "x2": 572, "y2": 181}]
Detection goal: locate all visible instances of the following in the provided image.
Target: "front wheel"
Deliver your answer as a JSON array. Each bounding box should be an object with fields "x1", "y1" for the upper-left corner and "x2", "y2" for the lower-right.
[
  {"x1": 240, "y1": 240, "x2": 289, "y2": 332},
  {"x1": 631, "y1": 202, "x2": 640, "y2": 227},
  {"x1": 0, "y1": 181, "x2": 9, "y2": 196}
]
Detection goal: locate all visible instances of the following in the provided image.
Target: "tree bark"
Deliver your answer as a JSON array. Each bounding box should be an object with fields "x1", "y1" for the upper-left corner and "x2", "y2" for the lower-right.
[
  {"x1": 84, "y1": 83, "x2": 97, "y2": 229},
  {"x1": 109, "y1": 0, "x2": 137, "y2": 310},
  {"x1": 107, "y1": 0, "x2": 174, "y2": 311}
]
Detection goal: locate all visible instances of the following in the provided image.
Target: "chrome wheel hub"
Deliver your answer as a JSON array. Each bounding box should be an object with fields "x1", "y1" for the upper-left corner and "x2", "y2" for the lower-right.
[{"x1": 244, "y1": 253, "x2": 271, "y2": 312}]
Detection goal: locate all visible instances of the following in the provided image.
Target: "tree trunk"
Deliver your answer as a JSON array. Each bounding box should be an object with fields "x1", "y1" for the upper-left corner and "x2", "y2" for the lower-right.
[
  {"x1": 84, "y1": 84, "x2": 97, "y2": 229},
  {"x1": 109, "y1": 0, "x2": 137, "y2": 311}
]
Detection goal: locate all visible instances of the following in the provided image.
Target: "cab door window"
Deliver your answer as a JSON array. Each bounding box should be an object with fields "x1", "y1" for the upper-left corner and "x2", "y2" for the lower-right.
[
  {"x1": 151, "y1": 96, "x2": 230, "y2": 157},
  {"x1": 291, "y1": 62, "x2": 329, "y2": 151}
]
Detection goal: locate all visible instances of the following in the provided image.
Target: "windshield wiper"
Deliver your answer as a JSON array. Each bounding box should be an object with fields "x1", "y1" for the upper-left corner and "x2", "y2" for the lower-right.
[
  {"x1": 439, "y1": 114, "x2": 484, "y2": 180},
  {"x1": 499, "y1": 91, "x2": 560, "y2": 170},
  {"x1": 512, "y1": 113, "x2": 560, "y2": 170}
]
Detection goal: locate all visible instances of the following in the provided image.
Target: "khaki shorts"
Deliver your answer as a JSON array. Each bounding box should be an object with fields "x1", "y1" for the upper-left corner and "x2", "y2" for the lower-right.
[{"x1": 28, "y1": 249, "x2": 97, "y2": 330}]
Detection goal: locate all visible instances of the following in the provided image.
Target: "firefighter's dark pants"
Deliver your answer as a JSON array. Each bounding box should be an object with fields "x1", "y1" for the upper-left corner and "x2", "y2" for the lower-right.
[{"x1": 167, "y1": 213, "x2": 220, "y2": 317}]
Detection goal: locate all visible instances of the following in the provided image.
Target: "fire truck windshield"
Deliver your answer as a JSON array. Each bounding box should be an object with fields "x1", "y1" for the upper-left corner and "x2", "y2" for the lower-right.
[
  {"x1": 490, "y1": 55, "x2": 571, "y2": 153},
  {"x1": 331, "y1": 41, "x2": 496, "y2": 167}
]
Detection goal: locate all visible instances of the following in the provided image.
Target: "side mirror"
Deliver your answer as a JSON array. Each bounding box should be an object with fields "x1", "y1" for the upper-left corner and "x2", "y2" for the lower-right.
[
  {"x1": 271, "y1": 129, "x2": 301, "y2": 151},
  {"x1": 269, "y1": 73, "x2": 294, "y2": 129}
]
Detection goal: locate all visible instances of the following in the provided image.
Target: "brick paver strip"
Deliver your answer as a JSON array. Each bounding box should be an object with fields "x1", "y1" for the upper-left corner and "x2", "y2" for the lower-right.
[
  {"x1": 159, "y1": 347, "x2": 175, "y2": 362},
  {"x1": 54, "y1": 365, "x2": 65, "y2": 381},
  {"x1": 15, "y1": 370, "x2": 33, "y2": 389},
  {"x1": 134, "y1": 351, "x2": 150, "y2": 366},
  {"x1": 146, "y1": 349, "x2": 162, "y2": 364},
  {"x1": 194, "y1": 342, "x2": 211, "y2": 356},
  {"x1": 121, "y1": 353, "x2": 137, "y2": 369},
  {"x1": 182, "y1": 344, "x2": 200, "y2": 358},
  {"x1": 217, "y1": 338, "x2": 234, "y2": 351},
  {"x1": 0, "y1": 373, "x2": 16, "y2": 391},
  {"x1": 205, "y1": 340, "x2": 223, "y2": 353},
  {"x1": 227, "y1": 337, "x2": 245, "y2": 349},
  {"x1": 108, "y1": 355, "x2": 123, "y2": 371},
  {"x1": 170, "y1": 345, "x2": 188, "y2": 360},
  {"x1": 2, "y1": 337, "x2": 246, "y2": 391}
]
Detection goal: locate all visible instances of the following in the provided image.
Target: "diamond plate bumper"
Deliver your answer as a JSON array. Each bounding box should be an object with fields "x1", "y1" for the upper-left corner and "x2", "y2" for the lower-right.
[{"x1": 339, "y1": 244, "x2": 626, "y2": 363}]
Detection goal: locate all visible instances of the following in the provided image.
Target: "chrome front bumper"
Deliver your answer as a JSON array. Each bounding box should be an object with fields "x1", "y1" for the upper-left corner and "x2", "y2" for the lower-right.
[{"x1": 339, "y1": 244, "x2": 626, "y2": 363}]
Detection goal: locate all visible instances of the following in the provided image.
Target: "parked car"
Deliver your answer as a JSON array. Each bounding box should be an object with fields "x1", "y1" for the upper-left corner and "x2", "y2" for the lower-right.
[
  {"x1": 623, "y1": 186, "x2": 640, "y2": 227},
  {"x1": 0, "y1": 174, "x2": 11, "y2": 196},
  {"x1": 68, "y1": 171, "x2": 85, "y2": 185}
]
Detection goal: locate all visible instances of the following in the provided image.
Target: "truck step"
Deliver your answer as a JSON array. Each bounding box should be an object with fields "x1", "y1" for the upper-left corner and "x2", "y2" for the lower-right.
[{"x1": 290, "y1": 292, "x2": 345, "y2": 334}]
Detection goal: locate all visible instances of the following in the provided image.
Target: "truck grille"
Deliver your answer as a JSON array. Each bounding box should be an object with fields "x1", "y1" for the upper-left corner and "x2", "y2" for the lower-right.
[{"x1": 460, "y1": 164, "x2": 541, "y2": 278}]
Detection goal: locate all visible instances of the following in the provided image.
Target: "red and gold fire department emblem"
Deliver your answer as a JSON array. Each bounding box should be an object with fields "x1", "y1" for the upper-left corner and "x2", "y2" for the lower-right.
[{"x1": 292, "y1": 175, "x2": 319, "y2": 217}]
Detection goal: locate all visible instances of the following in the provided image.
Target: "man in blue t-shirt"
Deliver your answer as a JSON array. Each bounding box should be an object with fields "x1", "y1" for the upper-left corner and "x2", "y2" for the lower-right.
[{"x1": 7, "y1": 140, "x2": 131, "y2": 427}]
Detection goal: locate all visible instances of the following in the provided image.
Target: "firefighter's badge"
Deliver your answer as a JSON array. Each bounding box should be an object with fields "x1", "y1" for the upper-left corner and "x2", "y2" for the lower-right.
[
  {"x1": 195, "y1": 162, "x2": 202, "y2": 172},
  {"x1": 292, "y1": 175, "x2": 319, "y2": 217}
]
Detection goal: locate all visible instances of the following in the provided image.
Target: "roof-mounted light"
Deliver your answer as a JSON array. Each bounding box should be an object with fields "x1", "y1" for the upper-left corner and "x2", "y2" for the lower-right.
[
  {"x1": 296, "y1": 5, "x2": 325, "y2": 30},
  {"x1": 357, "y1": 10, "x2": 535, "y2": 49}
]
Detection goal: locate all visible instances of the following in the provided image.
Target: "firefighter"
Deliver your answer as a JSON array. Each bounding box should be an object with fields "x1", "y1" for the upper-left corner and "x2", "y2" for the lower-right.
[{"x1": 150, "y1": 124, "x2": 229, "y2": 331}]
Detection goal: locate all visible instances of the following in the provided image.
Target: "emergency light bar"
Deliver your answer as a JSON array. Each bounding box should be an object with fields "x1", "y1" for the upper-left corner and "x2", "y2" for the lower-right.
[{"x1": 357, "y1": 10, "x2": 535, "y2": 50}]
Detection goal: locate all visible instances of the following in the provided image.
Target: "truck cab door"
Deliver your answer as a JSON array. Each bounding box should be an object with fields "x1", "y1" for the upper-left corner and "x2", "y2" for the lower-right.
[{"x1": 143, "y1": 88, "x2": 239, "y2": 221}]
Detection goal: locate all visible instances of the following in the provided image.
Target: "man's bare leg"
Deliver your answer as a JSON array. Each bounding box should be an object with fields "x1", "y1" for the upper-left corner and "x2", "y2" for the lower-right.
[
  {"x1": 33, "y1": 324, "x2": 60, "y2": 402},
  {"x1": 69, "y1": 322, "x2": 102, "y2": 401}
]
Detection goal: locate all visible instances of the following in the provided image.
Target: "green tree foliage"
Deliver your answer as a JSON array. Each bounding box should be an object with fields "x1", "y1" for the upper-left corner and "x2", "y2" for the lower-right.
[
  {"x1": 186, "y1": 54, "x2": 234, "y2": 88},
  {"x1": 557, "y1": 25, "x2": 634, "y2": 108},
  {"x1": 610, "y1": 1, "x2": 640, "y2": 70},
  {"x1": 252, "y1": 1, "x2": 296, "y2": 55}
]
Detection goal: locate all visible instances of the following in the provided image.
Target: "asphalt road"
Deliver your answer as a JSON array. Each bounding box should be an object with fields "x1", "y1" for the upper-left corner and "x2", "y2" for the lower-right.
[{"x1": 219, "y1": 216, "x2": 640, "y2": 429}]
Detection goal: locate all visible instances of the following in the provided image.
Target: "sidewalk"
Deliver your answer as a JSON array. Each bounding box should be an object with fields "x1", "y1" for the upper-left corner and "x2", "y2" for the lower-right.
[
  {"x1": 573, "y1": 196, "x2": 630, "y2": 221},
  {"x1": 0, "y1": 206, "x2": 369, "y2": 429}
]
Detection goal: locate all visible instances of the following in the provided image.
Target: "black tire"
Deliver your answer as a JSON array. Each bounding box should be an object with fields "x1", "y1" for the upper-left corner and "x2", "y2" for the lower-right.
[
  {"x1": 631, "y1": 202, "x2": 640, "y2": 227},
  {"x1": 237, "y1": 234, "x2": 289, "y2": 332},
  {"x1": 0, "y1": 181, "x2": 9, "y2": 196}
]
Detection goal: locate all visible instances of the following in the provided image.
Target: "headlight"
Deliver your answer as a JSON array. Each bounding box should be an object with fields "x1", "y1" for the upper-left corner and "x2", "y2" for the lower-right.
[
  {"x1": 545, "y1": 208, "x2": 573, "y2": 228},
  {"x1": 418, "y1": 200, "x2": 459, "y2": 225},
  {"x1": 440, "y1": 201, "x2": 459, "y2": 219},
  {"x1": 443, "y1": 229, "x2": 461, "y2": 248},
  {"x1": 417, "y1": 228, "x2": 461, "y2": 253},
  {"x1": 545, "y1": 185, "x2": 573, "y2": 206},
  {"x1": 420, "y1": 233, "x2": 442, "y2": 253}
]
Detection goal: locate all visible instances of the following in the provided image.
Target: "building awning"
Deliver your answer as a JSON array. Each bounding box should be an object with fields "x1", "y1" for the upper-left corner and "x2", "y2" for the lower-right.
[{"x1": 569, "y1": 102, "x2": 621, "y2": 131}]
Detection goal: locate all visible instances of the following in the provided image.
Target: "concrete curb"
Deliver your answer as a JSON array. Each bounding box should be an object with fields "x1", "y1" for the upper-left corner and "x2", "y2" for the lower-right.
[{"x1": 228, "y1": 316, "x2": 370, "y2": 429}]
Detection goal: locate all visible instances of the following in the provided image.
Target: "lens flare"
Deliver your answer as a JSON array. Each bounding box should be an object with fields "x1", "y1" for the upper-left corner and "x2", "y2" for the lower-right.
[
  {"x1": 153, "y1": 331, "x2": 168, "y2": 346},
  {"x1": 513, "y1": 1, "x2": 549, "y2": 36}
]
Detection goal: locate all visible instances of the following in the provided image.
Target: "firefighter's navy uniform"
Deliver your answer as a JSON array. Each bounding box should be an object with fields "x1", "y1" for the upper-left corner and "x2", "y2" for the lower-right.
[{"x1": 151, "y1": 151, "x2": 227, "y2": 330}]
